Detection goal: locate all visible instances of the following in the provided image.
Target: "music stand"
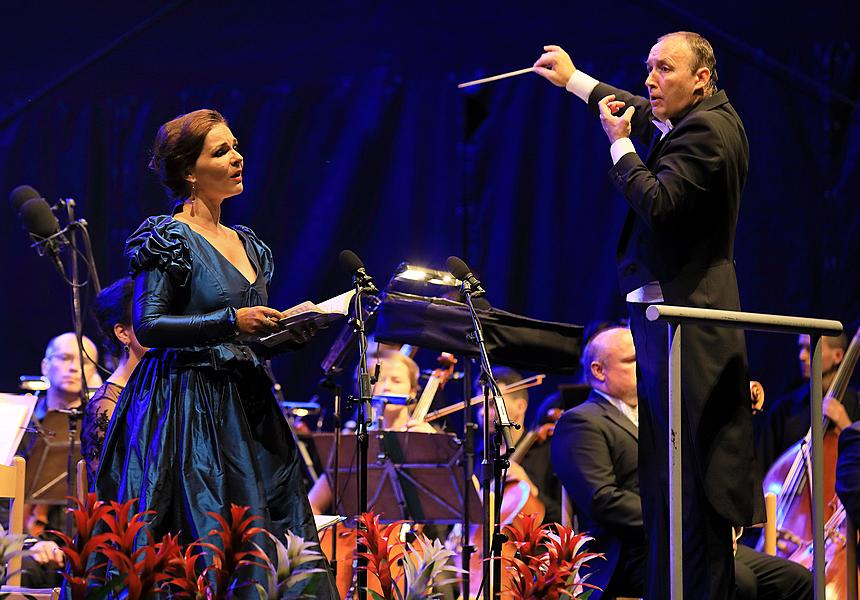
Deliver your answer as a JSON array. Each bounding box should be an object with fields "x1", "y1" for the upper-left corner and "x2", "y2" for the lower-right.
[
  {"x1": 375, "y1": 291, "x2": 583, "y2": 374},
  {"x1": 23, "y1": 412, "x2": 80, "y2": 505},
  {"x1": 313, "y1": 431, "x2": 482, "y2": 524}
]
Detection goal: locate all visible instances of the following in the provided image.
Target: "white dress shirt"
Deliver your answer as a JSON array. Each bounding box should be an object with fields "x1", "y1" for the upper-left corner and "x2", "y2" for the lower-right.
[{"x1": 594, "y1": 389, "x2": 639, "y2": 428}]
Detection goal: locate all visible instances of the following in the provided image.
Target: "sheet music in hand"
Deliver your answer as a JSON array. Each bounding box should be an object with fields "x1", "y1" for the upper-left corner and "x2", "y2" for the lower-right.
[
  {"x1": 258, "y1": 289, "x2": 356, "y2": 348},
  {"x1": 314, "y1": 514, "x2": 347, "y2": 533}
]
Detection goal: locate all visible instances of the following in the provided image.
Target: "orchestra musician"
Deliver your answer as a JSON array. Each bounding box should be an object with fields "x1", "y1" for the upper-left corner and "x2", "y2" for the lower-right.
[
  {"x1": 81, "y1": 276, "x2": 149, "y2": 483},
  {"x1": 836, "y1": 420, "x2": 860, "y2": 554},
  {"x1": 755, "y1": 331, "x2": 859, "y2": 478},
  {"x1": 552, "y1": 325, "x2": 812, "y2": 600},
  {"x1": 475, "y1": 366, "x2": 561, "y2": 524},
  {"x1": 308, "y1": 349, "x2": 435, "y2": 514},
  {"x1": 12, "y1": 332, "x2": 102, "y2": 587}
]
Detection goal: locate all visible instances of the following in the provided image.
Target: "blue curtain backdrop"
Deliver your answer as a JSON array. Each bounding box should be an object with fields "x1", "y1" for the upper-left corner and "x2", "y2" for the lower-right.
[{"x1": 2, "y1": 1, "x2": 858, "y2": 411}]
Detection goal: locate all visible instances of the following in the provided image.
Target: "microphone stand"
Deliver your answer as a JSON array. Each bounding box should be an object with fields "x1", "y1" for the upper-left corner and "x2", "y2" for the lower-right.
[
  {"x1": 460, "y1": 281, "x2": 516, "y2": 600},
  {"x1": 61, "y1": 199, "x2": 100, "y2": 536},
  {"x1": 319, "y1": 373, "x2": 342, "y2": 581},
  {"x1": 349, "y1": 275, "x2": 376, "y2": 600},
  {"x1": 461, "y1": 358, "x2": 477, "y2": 600}
]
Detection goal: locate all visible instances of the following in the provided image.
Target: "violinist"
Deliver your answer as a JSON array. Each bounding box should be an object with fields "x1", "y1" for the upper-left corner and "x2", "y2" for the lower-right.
[
  {"x1": 552, "y1": 325, "x2": 813, "y2": 600},
  {"x1": 476, "y1": 366, "x2": 562, "y2": 524},
  {"x1": 756, "y1": 332, "x2": 859, "y2": 478},
  {"x1": 308, "y1": 349, "x2": 435, "y2": 514}
]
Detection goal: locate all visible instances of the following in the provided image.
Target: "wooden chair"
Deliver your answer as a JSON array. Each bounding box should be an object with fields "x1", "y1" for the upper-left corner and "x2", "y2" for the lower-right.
[{"x1": 0, "y1": 456, "x2": 26, "y2": 587}]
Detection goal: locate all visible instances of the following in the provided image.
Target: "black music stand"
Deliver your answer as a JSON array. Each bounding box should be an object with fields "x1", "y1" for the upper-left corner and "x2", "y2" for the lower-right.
[
  {"x1": 313, "y1": 431, "x2": 482, "y2": 524},
  {"x1": 23, "y1": 412, "x2": 80, "y2": 505},
  {"x1": 374, "y1": 291, "x2": 583, "y2": 374}
]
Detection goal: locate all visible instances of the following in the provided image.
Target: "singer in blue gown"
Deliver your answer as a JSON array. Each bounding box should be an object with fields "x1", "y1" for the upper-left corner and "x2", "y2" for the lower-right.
[{"x1": 95, "y1": 109, "x2": 337, "y2": 598}]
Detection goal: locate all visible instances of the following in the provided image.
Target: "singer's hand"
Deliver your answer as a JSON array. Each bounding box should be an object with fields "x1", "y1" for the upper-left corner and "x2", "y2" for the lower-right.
[
  {"x1": 282, "y1": 322, "x2": 321, "y2": 346},
  {"x1": 533, "y1": 44, "x2": 576, "y2": 87},
  {"x1": 236, "y1": 306, "x2": 287, "y2": 335},
  {"x1": 598, "y1": 94, "x2": 634, "y2": 143}
]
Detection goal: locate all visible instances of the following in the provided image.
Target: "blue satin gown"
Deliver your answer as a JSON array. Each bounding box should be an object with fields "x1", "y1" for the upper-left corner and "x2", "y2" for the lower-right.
[{"x1": 96, "y1": 215, "x2": 337, "y2": 598}]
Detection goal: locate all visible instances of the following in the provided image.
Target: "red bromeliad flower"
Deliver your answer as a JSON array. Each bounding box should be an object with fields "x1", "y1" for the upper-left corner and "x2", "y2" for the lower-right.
[
  {"x1": 49, "y1": 493, "x2": 114, "y2": 600},
  {"x1": 197, "y1": 505, "x2": 270, "y2": 596},
  {"x1": 100, "y1": 498, "x2": 156, "y2": 556},
  {"x1": 159, "y1": 541, "x2": 210, "y2": 599},
  {"x1": 503, "y1": 512, "x2": 546, "y2": 560},
  {"x1": 356, "y1": 512, "x2": 405, "y2": 600},
  {"x1": 504, "y1": 554, "x2": 575, "y2": 600},
  {"x1": 502, "y1": 521, "x2": 603, "y2": 600}
]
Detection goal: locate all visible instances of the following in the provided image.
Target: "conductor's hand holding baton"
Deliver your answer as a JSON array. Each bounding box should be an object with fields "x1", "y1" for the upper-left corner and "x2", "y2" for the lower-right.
[{"x1": 532, "y1": 44, "x2": 576, "y2": 87}]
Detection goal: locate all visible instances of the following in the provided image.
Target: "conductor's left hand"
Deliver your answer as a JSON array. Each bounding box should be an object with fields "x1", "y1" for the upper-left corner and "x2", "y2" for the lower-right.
[{"x1": 598, "y1": 94, "x2": 634, "y2": 143}]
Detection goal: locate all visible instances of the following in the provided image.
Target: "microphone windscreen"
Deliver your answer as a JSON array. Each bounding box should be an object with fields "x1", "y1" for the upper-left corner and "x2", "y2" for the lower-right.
[
  {"x1": 20, "y1": 197, "x2": 60, "y2": 238},
  {"x1": 339, "y1": 249, "x2": 364, "y2": 274},
  {"x1": 9, "y1": 185, "x2": 42, "y2": 211},
  {"x1": 446, "y1": 255, "x2": 471, "y2": 279}
]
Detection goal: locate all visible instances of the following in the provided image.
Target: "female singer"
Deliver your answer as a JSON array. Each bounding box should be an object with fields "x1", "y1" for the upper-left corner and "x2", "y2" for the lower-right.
[
  {"x1": 82, "y1": 277, "x2": 148, "y2": 483},
  {"x1": 96, "y1": 109, "x2": 336, "y2": 597}
]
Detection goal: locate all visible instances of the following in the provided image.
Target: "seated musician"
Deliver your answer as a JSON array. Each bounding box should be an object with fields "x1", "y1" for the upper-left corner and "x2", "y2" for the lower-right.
[
  {"x1": 837, "y1": 420, "x2": 860, "y2": 555},
  {"x1": 12, "y1": 332, "x2": 102, "y2": 587},
  {"x1": 308, "y1": 349, "x2": 435, "y2": 514},
  {"x1": 475, "y1": 367, "x2": 562, "y2": 524},
  {"x1": 82, "y1": 277, "x2": 149, "y2": 483},
  {"x1": 552, "y1": 325, "x2": 812, "y2": 600},
  {"x1": 756, "y1": 331, "x2": 859, "y2": 478}
]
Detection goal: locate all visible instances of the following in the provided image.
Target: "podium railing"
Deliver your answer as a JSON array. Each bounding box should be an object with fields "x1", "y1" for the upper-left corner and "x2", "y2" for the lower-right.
[{"x1": 645, "y1": 304, "x2": 843, "y2": 600}]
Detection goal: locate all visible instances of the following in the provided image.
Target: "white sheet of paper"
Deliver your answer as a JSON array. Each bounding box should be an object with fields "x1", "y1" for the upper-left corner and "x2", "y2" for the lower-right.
[
  {"x1": 314, "y1": 514, "x2": 347, "y2": 533},
  {"x1": 0, "y1": 393, "x2": 38, "y2": 466}
]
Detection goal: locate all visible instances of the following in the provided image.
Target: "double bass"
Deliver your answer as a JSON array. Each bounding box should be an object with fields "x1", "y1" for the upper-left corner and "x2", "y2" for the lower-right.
[{"x1": 761, "y1": 326, "x2": 860, "y2": 597}]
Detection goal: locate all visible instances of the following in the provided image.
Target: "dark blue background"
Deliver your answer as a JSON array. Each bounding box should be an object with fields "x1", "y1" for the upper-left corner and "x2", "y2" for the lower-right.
[{"x1": 3, "y1": 1, "x2": 859, "y2": 416}]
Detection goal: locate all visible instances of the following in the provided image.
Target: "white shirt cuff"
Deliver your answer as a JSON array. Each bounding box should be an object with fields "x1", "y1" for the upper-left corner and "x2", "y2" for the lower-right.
[
  {"x1": 565, "y1": 70, "x2": 599, "y2": 102},
  {"x1": 610, "y1": 137, "x2": 636, "y2": 164}
]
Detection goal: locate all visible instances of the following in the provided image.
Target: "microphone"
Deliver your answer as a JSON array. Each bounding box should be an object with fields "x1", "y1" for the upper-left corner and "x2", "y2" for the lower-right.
[
  {"x1": 446, "y1": 255, "x2": 486, "y2": 297},
  {"x1": 10, "y1": 185, "x2": 67, "y2": 272},
  {"x1": 339, "y1": 249, "x2": 379, "y2": 294},
  {"x1": 9, "y1": 184, "x2": 42, "y2": 212}
]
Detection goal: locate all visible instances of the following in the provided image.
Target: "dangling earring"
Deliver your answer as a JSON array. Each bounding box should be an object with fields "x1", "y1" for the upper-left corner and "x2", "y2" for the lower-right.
[
  {"x1": 123, "y1": 344, "x2": 130, "y2": 354},
  {"x1": 190, "y1": 181, "x2": 197, "y2": 204}
]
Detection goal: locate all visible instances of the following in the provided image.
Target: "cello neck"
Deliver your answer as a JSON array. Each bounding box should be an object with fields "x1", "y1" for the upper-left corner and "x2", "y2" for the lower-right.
[{"x1": 823, "y1": 326, "x2": 860, "y2": 412}]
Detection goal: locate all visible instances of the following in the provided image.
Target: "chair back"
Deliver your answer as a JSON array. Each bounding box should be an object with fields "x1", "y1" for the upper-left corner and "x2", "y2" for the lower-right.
[{"x1": 0, "y1": 456, "x2": 26, "y2": 586}]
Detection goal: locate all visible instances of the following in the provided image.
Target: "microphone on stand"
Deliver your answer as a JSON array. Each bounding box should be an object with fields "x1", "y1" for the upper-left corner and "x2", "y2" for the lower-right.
[
  {"x1": 10, "y1": 185, "x2": 67, "y2": 274},
  {"x1": 446, "y1": 256, "x2": 486, "y2": 297},
  {"x1": 339, "y1": 249, "x2": 379, "y2": 294}
]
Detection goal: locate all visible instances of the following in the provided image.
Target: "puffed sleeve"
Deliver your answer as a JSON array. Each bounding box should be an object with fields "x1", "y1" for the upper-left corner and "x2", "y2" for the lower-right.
[
  {"x1": 233, "y1": 225, "x2": 274, "y2": 286},
  {"x1": 125, "y1": 216, "x2": 238, "y2": 348}
]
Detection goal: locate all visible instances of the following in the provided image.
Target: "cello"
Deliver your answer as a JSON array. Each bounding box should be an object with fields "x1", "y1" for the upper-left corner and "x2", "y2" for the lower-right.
[{"x1": 761, "y1": 326, "x2": 860, "y2": 597}]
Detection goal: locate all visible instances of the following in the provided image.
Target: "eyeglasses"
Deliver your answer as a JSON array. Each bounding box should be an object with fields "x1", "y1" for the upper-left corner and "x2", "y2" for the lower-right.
[
  {"x1": 46, "y1": 353, "x2": 95, "y2": 367},
  {"x1": 46, "y1": 353, "x2": 79, "y2": 364}
]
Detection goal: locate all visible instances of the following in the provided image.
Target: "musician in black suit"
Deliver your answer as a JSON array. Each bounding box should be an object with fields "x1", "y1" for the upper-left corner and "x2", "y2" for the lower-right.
[
  {"x1": 756, "y1": 331, "x2": 859, "y2": 479},
  {"x1": 552, "y1": 326, "x2": 812, "y2": 600},
  {"x1": 837, "y1": 421, "x2": 860, "y2": 552},
  {"x1": 536, "y1": 32, "x2": 764, "y2": 598}
]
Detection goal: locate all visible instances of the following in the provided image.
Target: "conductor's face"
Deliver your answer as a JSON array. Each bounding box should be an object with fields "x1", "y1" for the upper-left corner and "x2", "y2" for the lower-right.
[{"x1": 645, "y1": 35, "x2": 709, "y2": 122}]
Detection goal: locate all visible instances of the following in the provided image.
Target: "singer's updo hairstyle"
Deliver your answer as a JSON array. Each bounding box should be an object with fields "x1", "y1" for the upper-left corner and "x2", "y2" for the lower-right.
[
  {"x1": 92, "y1": 276, "x2": 134, "y2": 358},
  {"x1": 148, "y1": 109, "x2": 228, "y2": 208}
]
